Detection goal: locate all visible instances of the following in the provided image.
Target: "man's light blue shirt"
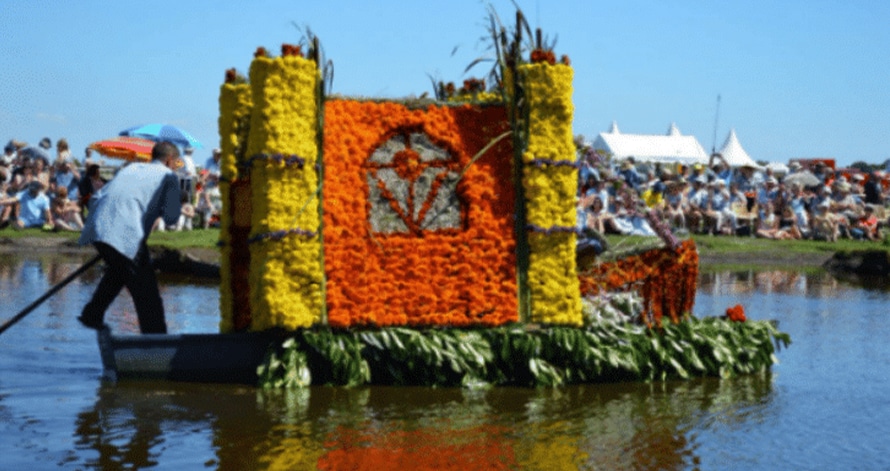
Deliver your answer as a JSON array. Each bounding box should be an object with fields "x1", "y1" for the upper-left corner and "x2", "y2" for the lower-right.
[{"x1": 79, "y1": 161, "x2": 181, "y2": 260}]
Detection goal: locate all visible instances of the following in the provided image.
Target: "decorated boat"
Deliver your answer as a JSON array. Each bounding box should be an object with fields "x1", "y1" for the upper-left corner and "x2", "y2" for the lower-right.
[{"x1": 95, "y1": 10, "x2": 789, "y2": 386}]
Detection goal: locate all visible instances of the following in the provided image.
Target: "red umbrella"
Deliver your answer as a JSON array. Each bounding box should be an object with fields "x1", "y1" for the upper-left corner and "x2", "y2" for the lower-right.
[{"x1": 88, "y1": 136, "x2": 155, "y2": 162}]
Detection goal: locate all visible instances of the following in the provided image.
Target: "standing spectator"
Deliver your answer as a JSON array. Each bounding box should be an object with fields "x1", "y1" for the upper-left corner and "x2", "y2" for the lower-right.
[
  {"x1": 179, "y1": 146, "x2": 198, "y2": 178},
  {"x1": 0, "y1": 181, "x2": 53, "y2": 230},
  {"x1": 55, "y1": 138, "x2": 73, "y2": 164},
  {"x1": 77, "y1": 141, "x2": 182, "y2": 333}
]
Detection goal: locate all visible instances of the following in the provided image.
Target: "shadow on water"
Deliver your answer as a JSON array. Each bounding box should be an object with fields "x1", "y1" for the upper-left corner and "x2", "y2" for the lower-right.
[{"x1": 67, "y1": 374, "x2": 774, "y2": 470}]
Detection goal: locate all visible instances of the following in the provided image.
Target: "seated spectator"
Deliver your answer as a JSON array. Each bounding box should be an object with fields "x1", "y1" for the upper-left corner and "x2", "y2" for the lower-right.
[
  {"x1": 851, "y1": 205, "x2": 880, "y2": 241},
  {"x1": 684, "y1": 176, "x2": 709, "y2": 233},
  {"x1": 756, "y1": 202, "x2": 793, "y2": 240},
  {"x1": 664, "y1": 179, "x2": 687, "y2": 231},
  {"x1": 585, "y1": 195, "x2": 616, "y2": 235},
  {"x1": 786, "y1": 183, "x2": 811, "y2": 238},
  {"x1": 78, "y1": 164, "x2": 106, "y2": 216},
  {"x1": 50, "y1": 159, "x2": 80, "y2": 201},
  {"x1": 863, "y1": 171, "x2": 883, "y2": 205},
  {"x1": 175, "y1": 192, "x2": 196, "y2": 231},
  {"x1": 609, "y1": 190, "x2": 656, "y2": 236},
  {"x1": 810, "y1": 200, "x2": 838, "y2": 242},
  {"x1": 0, "y1": 181, "x2": 53, "y2": 230},
  {"x1": 641, "y1": 180, "x2": 666, "y2": 210},
  {"x1": 703, "y1": 180, "x2": 736, "y2": 235},
  {"x1": 195, "y1": 174, "x2": 221, "y2": 229},
  {"x1": 778, "y1": 206, "x2": 805, "y2": 240},
  {"x1": 618, "y1": 159, "x2": 643, "y2": 191},
  {"x1": 50, "y1": 186, "x2": 83, "y2": 231}
]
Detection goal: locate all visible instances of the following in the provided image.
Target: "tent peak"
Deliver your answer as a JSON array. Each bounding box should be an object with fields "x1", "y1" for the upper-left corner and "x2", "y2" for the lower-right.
[{"x1": 666, "y1": 122, "x2": 681, "y2": 136}]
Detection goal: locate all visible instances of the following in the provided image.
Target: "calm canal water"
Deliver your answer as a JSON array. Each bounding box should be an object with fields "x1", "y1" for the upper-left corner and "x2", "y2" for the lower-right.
[{"x1": 1, "y1": 251, "x2": 889, "y2": 470}]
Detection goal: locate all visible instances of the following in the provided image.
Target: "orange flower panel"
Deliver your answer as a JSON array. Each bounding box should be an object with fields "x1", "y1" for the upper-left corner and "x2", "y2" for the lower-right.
[{"x1": 323, "y1": 100, "x2": 517, "y2": 327}]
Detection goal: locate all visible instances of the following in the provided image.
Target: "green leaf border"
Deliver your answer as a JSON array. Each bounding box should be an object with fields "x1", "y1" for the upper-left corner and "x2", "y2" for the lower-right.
[{"x1": 257, "y1": 317, "x2": 791, "y2": 388}]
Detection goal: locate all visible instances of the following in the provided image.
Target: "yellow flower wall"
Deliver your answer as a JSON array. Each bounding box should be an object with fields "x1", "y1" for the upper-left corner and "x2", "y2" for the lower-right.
[
  {"x1": 217, "y1": 82, "x2": 252, "y2": 332},
  {"x1": 245, "y1": 55, "x2": 324, "y2": 330},
  {"x1": 519, "y1": 63, "x2": 582, "y2": 326}
]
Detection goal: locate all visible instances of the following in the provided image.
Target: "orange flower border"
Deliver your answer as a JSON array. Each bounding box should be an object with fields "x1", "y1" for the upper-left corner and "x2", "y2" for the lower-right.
[
  {"x1": 578, "y1": 240, "x2": 699, "y2": 327},
  {"x1": 322, "y1": 99, "x2": 518, "y2": 328}
]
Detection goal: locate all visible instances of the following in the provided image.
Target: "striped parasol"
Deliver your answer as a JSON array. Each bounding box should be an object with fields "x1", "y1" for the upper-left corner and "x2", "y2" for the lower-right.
[{"x1": 88, "y1": 136, "x2": 156, "y2": 162}]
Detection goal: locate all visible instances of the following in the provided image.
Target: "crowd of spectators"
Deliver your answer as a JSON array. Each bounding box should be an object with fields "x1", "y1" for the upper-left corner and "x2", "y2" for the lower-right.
[
  {"x1": 0, "y1": 138, "x2": 222, "y2": 232},
  {"x1": 576, "y1": 141, "x2": 890, "y2": 244}
]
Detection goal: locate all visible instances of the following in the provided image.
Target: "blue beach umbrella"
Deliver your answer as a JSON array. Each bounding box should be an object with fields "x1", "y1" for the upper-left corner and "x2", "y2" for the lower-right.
[{"x1": 119, "y1": 123, "x2": 203, "y2": 149}]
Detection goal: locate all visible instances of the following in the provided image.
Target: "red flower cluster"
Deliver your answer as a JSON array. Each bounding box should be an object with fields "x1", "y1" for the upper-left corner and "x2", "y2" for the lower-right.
[
  {"x1": 726, "y1": 304, "x2": 747, "y2": 322},
  {"x1": 253, "y1": 46, "x2": 267, "y2": 58},
  {"x1": 224, "y1": 68, "x2": 237, "y2": 84},
  {"x1": 578, "y1": 239, "x2": 699, "y2": 327},
  {"x1": 281, "y1": 43, "x2": 303, "y2": 57},
  {"x1": 461, "y1": 78, "x2": 486, "y2": 93},
  {"x1": 530, "y1": 48, "x2": 556, "y2": 65}
]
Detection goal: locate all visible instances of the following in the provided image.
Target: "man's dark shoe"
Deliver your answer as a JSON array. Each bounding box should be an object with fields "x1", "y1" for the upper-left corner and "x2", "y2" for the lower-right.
[{"x1": 77, "y1": 315, "x2": 107, "y2": 330}]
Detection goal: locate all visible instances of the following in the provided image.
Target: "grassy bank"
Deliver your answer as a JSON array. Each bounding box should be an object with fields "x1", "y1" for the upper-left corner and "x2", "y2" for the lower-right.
[
  {"x1": 0, "y1": 227, "x2": 220, "y2": 250},
  {"x1": 2, "y1": 227, "x2": 888, "y2": 270}
]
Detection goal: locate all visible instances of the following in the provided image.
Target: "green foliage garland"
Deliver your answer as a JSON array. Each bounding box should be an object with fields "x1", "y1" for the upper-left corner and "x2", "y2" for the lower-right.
[{"x1": 257, "y1": 318, "x2": 791, "y2": 388}]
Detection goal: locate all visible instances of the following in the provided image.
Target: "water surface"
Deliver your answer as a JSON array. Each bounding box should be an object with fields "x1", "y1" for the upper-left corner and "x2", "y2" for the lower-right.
[{"x1": 1, "y1": 254, "x2": 888, "y2": 469}]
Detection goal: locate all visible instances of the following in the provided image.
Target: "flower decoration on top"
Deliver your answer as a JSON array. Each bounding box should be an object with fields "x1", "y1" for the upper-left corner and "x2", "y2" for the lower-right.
[
  {"x1": 224, "y1": 68, "x2": 247, "y2": 85},
  {"x1": 281, "y1": 43, "x2": 303, "y2": 57}
]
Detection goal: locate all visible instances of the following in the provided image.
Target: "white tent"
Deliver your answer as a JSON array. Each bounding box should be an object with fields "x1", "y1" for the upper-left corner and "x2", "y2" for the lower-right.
[
  {"x1": 716, "y1": 129, "x2": 761, "y2": 169},
  {"x1": 592, "y1": 122, "x2": 709, "y2": 165}
]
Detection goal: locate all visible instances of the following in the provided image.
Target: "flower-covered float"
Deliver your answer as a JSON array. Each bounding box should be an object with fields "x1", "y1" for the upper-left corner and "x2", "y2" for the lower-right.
[{"x1": 216, "y1": 15, "x2": 789, "y2": 388}]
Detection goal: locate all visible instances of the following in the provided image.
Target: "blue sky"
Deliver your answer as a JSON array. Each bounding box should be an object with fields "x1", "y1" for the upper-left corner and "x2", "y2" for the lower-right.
[{"x1": 1, "y1": 0, "x2": 888, "y2": 167}]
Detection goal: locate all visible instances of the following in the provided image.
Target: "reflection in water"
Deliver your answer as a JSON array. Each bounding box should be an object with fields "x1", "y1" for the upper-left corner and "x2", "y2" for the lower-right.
[
  {"x1": 70, "y1": 375, "x2": 774, "y2": 470},
  {"x1": 697, "y1": 269, "x2": 871, "y2": 298}
]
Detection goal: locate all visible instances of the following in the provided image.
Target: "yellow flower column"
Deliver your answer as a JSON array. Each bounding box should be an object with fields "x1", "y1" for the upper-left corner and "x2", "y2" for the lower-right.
[
  {"x1": 217, "y1": 81, "x2": 252, "y2": 332},
  {"x1": 520, "y1": 62, "x2": 582, "y2": 326},
  {"x1": 245, "y1": 54, "x2": 324, "y2": 330}
]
